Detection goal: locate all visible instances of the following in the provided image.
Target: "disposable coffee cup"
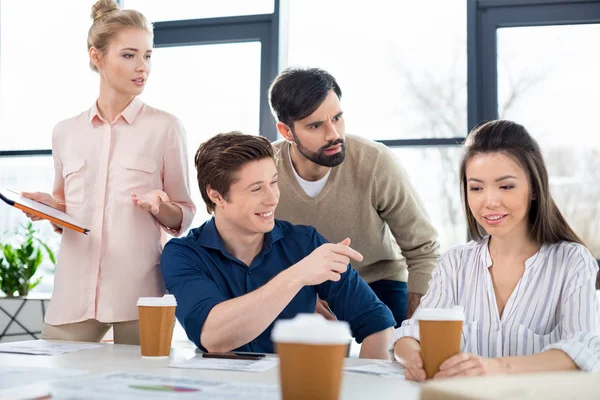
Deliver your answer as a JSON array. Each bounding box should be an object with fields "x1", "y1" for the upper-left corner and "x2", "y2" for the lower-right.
[
  {"x1": 137, "y1": 294, "x2": 177, "y2": 358},
  {"x1": 272, "y1": 314, "x2": 351, "y2": 400},
  {"x1": 417, "y1": 306, "x2": 464, "y2": 379}
]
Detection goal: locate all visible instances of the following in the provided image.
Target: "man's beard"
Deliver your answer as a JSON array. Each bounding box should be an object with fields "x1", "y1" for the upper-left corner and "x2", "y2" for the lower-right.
[{"x1": 293, "y1": 134, "x2": 346, "y2": 168}]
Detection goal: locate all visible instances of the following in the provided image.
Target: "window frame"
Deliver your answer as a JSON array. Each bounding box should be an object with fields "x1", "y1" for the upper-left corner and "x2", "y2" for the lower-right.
[
  {"x1": 152, "y1": 10, "x2": 280, "y2": 141},
  {"x1": 467, "y1": 0, "x2": 600, "y2": 286},
  {"x1": 467, "y1": 0, "x2": 600, "y2": 129},
  {"x1": 2, "y1": 1, "x2": 600, "y2": 282},
  {"x1": 0, "y1": 0, "x2": 281, "y2": 159}
]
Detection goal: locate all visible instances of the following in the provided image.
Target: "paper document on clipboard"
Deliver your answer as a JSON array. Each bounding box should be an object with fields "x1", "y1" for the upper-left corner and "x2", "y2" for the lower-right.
[{"x1": 0, "y1": 188, "x2": 89, "y2": 234}]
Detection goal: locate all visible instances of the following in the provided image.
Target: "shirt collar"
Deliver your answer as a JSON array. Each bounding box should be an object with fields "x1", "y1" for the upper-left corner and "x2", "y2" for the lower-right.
[
  {"x1": 88, "y1": 97, "x2": 144, "y2": 125},
  {"x1": 481, "y1": 236, "x2": 493, "y2": 268},
  {"x1": 199, "y1": 217, "x2": 284, "y2": 255},
  {"x1": 481, "y1": 235, "x2": 545, "y2": 270}
]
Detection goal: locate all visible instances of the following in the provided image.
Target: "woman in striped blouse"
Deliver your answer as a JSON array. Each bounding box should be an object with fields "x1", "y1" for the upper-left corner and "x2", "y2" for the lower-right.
[{"x1": 393, "y1": 120, "x2": 600, "y2": 380}]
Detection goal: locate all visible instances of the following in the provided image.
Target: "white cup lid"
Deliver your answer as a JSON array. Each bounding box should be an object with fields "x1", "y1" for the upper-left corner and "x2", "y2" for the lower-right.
[
  {"x1": 271, "y1": 313, "x2": 352, "y2": 345},
  {"x1": 137, "y1": 294, "x2": 177, "y2": 307},
  {"x1": 415, "y1": 306, "x2": 464, "y2": 321}
]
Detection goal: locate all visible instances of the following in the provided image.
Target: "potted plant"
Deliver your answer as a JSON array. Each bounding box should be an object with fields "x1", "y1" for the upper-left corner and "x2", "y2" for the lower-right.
[{"x1": 0, "y1": 222, "x2": 56, "y2": 342}]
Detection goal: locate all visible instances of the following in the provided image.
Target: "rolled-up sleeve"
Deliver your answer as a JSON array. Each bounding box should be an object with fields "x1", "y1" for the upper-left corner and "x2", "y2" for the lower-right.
[
  {"x1": 543, "y1": 249, "x2": 600, "y2": 371},
  {"x1": 162, "y1": 118, "x2": 196, "y2": 236},
  {"x1": 51, "y1": 124, "x2": 65, "y2": 204},
  {"x1": 161, "y1": 241, "x2": 225, "y2": 351},
  {"x1": 373, "y1": 146, "x2": 440, "y2": 294},
  {"x1": 389, "y1": 253, "x2": 456, "y2": 353},
  {"x1": 313, "y1": 230, "x2": 396, "y2": 343}
]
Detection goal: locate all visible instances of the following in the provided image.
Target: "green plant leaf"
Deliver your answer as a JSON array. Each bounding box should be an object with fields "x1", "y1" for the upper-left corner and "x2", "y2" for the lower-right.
[
  {"x1": 28, "y1": 276, "x2": 42, "y2": 292},
  {"x1": 35, "y1": 238, "x2": 56, "y2": 265},
  {"x1": 0, "y1": 222, "x2": 55, "y2": 298}
]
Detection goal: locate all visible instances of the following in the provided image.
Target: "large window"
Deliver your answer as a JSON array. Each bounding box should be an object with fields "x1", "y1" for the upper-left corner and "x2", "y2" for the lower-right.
[
  {"x1": 287, "y1": 0, "x2": 468, "y2": 251},
  {"x1": 0, "y1": 0, "x2": 98, "y2": 151},
  {"x1": 390, "y1": 147, "x2": 465, "y2": 251},
  {"x1": 470, "y1": 0, "x2": 600, "y2": 264},
  {"x1": 125, "y1": 0, "x2": 274, "y2": 22},
  {"x1": 2, "y1": 1, "x2": 598, "y2": 302},
  {"x1": 497, "y1": 24, "x2": 600, "y2": 256},
  {"x1": 471, "y1": 0, "x2": 600, "y2": 290},
  {"x1": 0, "y1": 1, "x2": 98, "y2": 296},
  {"x1": 0, "y1": 1, "x2": 277, "y2": 298},
  {"x1": 287, "y1": 0, "x2": 467, "y2": 141},
  {"x1": 141, "y1": 42, "x2": 262, "y2": 228}
]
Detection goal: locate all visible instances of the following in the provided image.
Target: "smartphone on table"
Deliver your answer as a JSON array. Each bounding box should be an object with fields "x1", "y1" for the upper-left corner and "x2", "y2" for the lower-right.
[{"x1": 202, "y1": 351, "x2": 266, "y2": 360}]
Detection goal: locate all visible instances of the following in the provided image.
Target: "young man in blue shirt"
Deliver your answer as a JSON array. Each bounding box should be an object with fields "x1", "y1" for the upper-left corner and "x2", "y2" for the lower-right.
[{"x1": 161, "y1": 132, "x2": 395, "y2": 359}]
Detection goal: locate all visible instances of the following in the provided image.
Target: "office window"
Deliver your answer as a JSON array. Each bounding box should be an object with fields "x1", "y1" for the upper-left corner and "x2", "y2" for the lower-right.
[
  {"x1": 287, "y1": 0, "x2": 467, "y2": 141},
  {"x1": 0, "y1": 0, "x2": 98, "y2": 151},
  {"x1": 498, "y1": 24, "x2": 600, "y2": 257},
  {"x1": 124, "y1": 0, "x2": 274, "y2": 22},
  {"x1": 0, "y1": 1, "x2": 100, "y2": 295},
  {"x1": 391, "y1": 147, "x2": 464, "y2": 251},
  {"x1": 140, "y1": 41, "x2": 262, "y2": 229},
  {"x1": 287, "y1": 0, "x2": 467, "y2": 251}
]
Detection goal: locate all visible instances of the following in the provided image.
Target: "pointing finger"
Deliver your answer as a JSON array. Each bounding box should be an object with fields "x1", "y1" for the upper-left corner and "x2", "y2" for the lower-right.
[
  {"x1": 332, "y1": 244, "x2": 363, "y2": 262},
  {"x1": 337, "y1": 237, "x2": 351, "y2": 246}
]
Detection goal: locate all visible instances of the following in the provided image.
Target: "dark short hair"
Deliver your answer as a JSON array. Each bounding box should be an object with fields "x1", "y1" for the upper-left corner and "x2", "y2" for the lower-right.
[
  {"x1": 194, "y1": 132, "x2": 278, "y2": 214},
  {"x1": 268, "y1": 67, "x2": 342, "y2": 129},
  {"x1": 460, "y1": 120, "x2": 583, "y2": 246}
]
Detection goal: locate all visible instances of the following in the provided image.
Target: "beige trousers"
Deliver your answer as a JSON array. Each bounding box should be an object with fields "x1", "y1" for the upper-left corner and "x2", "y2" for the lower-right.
[{"x1": 41, "y1": 319, "x2": 140, "y2": 345}]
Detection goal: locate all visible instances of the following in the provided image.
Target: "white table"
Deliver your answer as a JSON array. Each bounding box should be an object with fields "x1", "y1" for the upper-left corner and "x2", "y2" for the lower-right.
[{"x1": 0, "y1": 342, "x2": 420, "y2": 399}]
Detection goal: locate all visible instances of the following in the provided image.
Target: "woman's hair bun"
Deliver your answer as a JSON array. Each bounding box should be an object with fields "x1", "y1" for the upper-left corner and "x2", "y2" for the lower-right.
[{"x1": 91, "y1": 0, "x2": 119, "y2": 21}]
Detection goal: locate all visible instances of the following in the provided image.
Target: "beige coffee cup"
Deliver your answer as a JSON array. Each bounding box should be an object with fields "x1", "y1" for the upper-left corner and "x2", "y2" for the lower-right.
[
  {"x1": 137, "y1": 294, "x2": 177, "y2": 358},
  {"x1": 272, "y1": 314, "x2": 351, "y2": 400},
  {"x1": 417, "y1": 306, "x2": 464, "y2": 379}
]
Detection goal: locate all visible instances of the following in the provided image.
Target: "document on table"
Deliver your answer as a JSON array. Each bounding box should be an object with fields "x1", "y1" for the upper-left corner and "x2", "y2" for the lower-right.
[
  {"x1": 0, "y1": 340, "x2": 103, "y2": 355},
  {"x1": 0, "y1": 366, "x2": 89, "y2": 390},
  {"x1": 344, "y1": 360, "x2": 406, "y2": 378},
  {"x1": 49, "y1": 372, "x2": 280, "y2": 399},
  {"x1": 169, "y1": 356, "x2": 279, "y2": 372}
]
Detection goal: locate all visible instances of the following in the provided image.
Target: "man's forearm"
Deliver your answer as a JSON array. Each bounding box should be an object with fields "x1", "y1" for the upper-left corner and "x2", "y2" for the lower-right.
[
  {"x1": 201, "y1": 269, "x2": 303, "y2": 352},
  {"x1": 406, "y1": 292, "x2": 422, "y2": 319},
  {"x1": 358, "y1": 327, "x2": 394, "y2": 360}
]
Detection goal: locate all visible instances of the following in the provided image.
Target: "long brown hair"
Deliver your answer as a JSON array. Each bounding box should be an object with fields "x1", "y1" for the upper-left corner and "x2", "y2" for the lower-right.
[{"x1": 459, "y1": 120, "x2": 584, "y2": 246}]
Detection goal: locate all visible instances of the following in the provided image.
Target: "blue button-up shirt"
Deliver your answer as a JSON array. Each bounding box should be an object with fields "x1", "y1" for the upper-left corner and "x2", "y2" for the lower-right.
[{"x1": 161, "y1": 218, "x2": 395, "y2": 353}]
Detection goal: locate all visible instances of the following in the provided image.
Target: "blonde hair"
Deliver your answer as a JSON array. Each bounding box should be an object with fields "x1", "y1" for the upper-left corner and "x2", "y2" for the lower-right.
[{"x1": 87, "y1": 0, "x2": 153, "y2": 72}]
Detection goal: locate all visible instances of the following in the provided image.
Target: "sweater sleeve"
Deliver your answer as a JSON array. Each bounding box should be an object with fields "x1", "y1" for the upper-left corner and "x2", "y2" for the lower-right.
[
  {"x1": 161, "y1": 118, "x2": 196, "y2": 236},
  {"x1": 372, "y1": 145, "x2": 441, "y2": 294}
]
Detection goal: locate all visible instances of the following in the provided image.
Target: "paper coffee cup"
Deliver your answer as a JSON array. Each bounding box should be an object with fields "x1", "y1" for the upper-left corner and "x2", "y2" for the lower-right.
[
  {"x1": 417, "y1": 306, "x2": 464, "y2": 379},
  {"x1": 272, "y1": 314, "x2": 351, "y2": 400},
  {"x1": 137, "y1": 294, "x2": 177, "y2": 358}
]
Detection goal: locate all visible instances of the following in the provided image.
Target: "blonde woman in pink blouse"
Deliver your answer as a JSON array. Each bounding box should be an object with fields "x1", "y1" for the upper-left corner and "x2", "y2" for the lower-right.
[{"x1": 21, "y1": 0, "x2": 196, "y2": 344}]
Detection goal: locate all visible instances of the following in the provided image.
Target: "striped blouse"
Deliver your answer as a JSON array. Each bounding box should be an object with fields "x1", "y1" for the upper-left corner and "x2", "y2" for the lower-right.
[{"x1": 392, "y1": 237, "x2": 600, "y2": 371}]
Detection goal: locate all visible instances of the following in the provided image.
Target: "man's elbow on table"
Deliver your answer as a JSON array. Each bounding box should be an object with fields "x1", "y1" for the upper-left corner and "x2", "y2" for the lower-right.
[
  {"x1": 359, "y1": 327, "x2": 394, "y2": 360},
  {"x1": 200, "y1": 326, "x2": 235, "y2": 353}
]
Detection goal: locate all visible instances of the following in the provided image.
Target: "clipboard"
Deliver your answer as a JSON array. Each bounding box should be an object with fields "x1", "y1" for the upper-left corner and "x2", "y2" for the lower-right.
[{"x1": 0, "y1": 188, "x2": 89, "y2": 234}]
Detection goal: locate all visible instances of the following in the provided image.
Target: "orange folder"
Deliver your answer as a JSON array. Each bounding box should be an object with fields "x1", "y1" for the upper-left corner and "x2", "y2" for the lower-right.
[{"x1": 0, "y1": 188, "x2": 89, "y2": 235}]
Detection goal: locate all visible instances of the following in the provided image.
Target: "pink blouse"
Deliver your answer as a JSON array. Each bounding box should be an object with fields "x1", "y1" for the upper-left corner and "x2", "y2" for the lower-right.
[{"x1": 45, "y1": 98, "x2": 196, "y2": 325}]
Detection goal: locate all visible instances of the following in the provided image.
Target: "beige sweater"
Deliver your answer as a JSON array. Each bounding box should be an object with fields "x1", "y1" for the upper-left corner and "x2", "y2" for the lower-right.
[{"x1": 274, "y1": 135, "x2": 440, "y2": 294}]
